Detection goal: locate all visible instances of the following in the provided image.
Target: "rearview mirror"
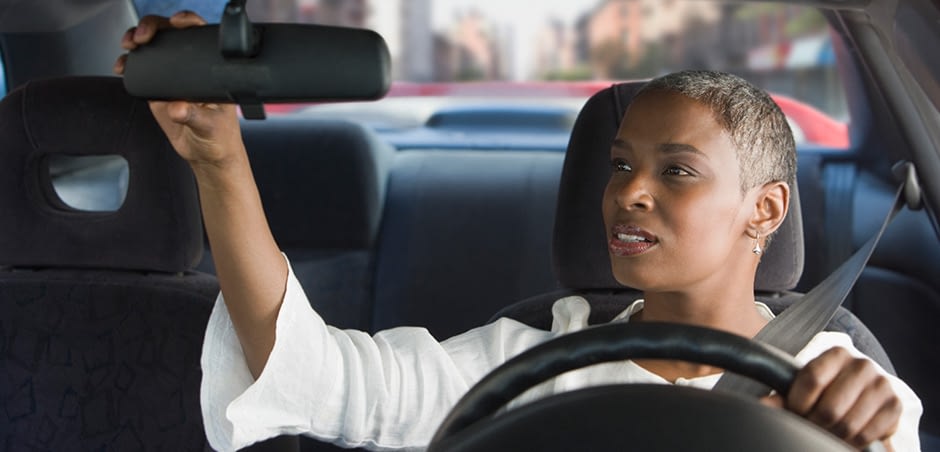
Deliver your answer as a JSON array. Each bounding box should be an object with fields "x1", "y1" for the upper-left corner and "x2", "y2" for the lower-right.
[{"x1": 122, "y1": 24, "x2": 391, "y2": 118}]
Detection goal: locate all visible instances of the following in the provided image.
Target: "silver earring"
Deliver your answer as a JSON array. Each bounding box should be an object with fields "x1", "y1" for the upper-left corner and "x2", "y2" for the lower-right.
[{"x1": 752, "y1": 232, "x2": 763, "y2": 255}]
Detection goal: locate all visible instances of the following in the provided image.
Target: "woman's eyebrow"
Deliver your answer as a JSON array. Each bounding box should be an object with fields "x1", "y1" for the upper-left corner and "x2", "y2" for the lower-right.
[
  {"x1": 611, "y1": 138, "x2": 631, "y2": 150},
  {"x1": 658, "y1": 143, "x2": 708, "y2": 159}
]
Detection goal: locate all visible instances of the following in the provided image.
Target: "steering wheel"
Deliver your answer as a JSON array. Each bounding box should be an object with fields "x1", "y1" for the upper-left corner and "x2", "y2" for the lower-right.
[{"x1": 427, "y1": 322, "x2": 870, "y2": 452}]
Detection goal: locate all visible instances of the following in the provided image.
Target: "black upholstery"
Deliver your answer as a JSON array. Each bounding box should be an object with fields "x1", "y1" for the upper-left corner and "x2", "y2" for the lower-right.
[
  {"x1": 371, "y1": 150, "x2": 563, "y2": 339},
  {"x1": 237, "y1": 118, "x2": 393, "y2": 331},
  {"x1": 241, "y1": 118, "x2": 392, "y2": 252},
  {"x1": 0, "y1": 77, "x2": 203, "y2": 273},
  {"x1": 0, "y1": 76, "x2": 217, "y2": 450},
  {"x1": 494, "y1": 82, "x2": 895, "y2": 373}
]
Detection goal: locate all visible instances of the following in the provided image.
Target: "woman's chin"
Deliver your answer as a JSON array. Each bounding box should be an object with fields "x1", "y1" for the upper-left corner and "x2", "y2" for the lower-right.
[{"x1": 609, "y1": 265, "x2": 652, "y2": 291}]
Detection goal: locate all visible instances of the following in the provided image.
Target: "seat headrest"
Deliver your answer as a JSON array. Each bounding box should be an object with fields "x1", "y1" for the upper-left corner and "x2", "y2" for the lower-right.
[
  {"x1": 553, "y1": 82, "x2": 804, "y2": 292},
  {"x1": 241, "y1": 118, "x2": 393, "y2": 250},
  {"x1": 0, "y1": 76, "x2": 203, "y2": 273}
]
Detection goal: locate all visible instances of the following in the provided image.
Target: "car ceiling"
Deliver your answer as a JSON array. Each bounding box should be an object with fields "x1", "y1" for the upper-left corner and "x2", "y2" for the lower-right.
[{"x1": 0, "y1": 0, "x2": 132, "y2": 33}]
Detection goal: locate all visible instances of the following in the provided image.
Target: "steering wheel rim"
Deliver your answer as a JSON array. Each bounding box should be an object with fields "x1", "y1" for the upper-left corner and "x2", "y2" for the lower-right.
[{"x1": 427, "y1": 322, "x2": 867, "y2": 451}]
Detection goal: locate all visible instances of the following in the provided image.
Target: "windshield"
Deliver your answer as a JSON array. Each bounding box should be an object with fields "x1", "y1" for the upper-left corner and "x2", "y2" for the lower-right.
[{"x1": 135, "y1": 0, "x2": 849, "y2": 148}]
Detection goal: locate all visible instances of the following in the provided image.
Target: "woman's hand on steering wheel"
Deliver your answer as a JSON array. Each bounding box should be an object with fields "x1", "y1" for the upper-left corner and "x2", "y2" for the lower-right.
[{"x1": 762, "y1": 347, "x2": 901, "y2": 450}]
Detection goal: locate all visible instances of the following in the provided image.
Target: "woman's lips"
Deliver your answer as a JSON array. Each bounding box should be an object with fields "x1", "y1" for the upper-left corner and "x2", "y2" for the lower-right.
[{"x1": 608, "y1": 225, "x2": 658, "y2": 257}]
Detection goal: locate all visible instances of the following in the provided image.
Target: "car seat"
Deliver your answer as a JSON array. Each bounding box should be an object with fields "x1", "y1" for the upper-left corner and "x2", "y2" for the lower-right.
[
  {"x1": 370, "y1": 150, "x2": 563, "y2": 339},
  {"x1": 0, "y1": 76, "x2": 217, "y2": 450},
  {"x1": 198, "y1": 117, "x2": 394, "y2": 331},
  {"x1": 491, "y1": 81, "x2": 896, "y2": 373}
]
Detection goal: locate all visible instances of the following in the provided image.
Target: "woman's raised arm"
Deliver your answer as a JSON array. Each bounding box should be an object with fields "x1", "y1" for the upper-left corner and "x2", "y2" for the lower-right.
[{"x1": 115, "y1": 12, "x2": 287, "y2": 379}]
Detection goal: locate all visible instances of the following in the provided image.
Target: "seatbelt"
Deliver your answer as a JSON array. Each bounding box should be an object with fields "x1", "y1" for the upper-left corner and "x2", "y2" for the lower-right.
[{"x1": 712, "y1": 162, "x2": 922, "y2": 396}]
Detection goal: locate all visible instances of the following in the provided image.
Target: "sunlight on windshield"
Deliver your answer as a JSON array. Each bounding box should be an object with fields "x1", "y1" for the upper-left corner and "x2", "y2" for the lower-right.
[{"x1": 135, "y1": 0, "x2": 849, "y2": 147}]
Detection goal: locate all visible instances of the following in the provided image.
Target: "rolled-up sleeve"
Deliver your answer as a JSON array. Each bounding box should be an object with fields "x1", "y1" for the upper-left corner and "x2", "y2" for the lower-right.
[{"x1": 200, "y1": 255, "x2": 553, "y2": 451}]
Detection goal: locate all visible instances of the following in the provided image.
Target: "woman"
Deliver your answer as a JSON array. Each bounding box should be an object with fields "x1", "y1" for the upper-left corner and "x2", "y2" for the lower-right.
[{"x1": 116, "y1": 12, "x2": 921, "y2": 451}]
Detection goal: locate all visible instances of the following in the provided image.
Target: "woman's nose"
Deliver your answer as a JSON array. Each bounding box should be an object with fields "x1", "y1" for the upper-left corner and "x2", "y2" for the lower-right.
[{"x1": 612, "y1": 174, "x2": 653, "y2": 211}]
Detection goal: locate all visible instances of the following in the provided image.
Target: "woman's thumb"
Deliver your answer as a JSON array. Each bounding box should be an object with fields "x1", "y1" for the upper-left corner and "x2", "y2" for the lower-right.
[
  {"x1": 164, "y1": 101, "x2": 233, "y2": 136},
  {"x1": 165, "y1": 101, "x2": 197, "y2": 126},
  {"x1": 760, "y1": 393, "x2": 785, "y2": 409}
]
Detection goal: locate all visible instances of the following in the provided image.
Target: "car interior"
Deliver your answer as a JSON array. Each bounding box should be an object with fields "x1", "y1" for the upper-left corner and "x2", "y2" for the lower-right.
[{"x1": 0, "y1": 0, "x2": 938, "y2": 451}]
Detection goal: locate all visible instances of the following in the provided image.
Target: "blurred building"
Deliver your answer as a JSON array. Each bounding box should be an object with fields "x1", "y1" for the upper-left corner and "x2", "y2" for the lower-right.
[
  {"x1": 369, "y1": 0, "x2": 435, "y2": 82},
  {"x1": 584, "y1": 0, "x2": 644, "y2": 78},
  {"x1": 315, "y1": 0, "x2": 368, "y2": 27},
  {"x1": 400, "y1": 0, "x2": 435, "y2": 81},
  {"x1": 247, "y1": 0, "x2": 367, "y2": 26},
  {"x1": 451, "y1": 9, "x2": 501, "y2": 80},
  {"x1": 574, "y1": 13, "x2": 591, "y2": 65},
  {"x1": 578, "y1": 0, "x2": 720, "y2": 78},
  {"x1": 533, "y1": 19, "x2": 577, "y2": 79},
  {"x1": 246, "y1": 0, "x2": 298, "y2": 22}
]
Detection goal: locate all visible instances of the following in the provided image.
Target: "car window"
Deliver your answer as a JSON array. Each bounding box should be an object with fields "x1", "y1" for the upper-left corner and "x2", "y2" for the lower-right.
[
  {"x1": 48, "y1": 155, "x2": 129, "y2": 212},
  {"x1": 0, "y1": 46, "x2": 6, "y2": 95},
  {"x1": 134, "y1": 0, "x2": 225, "y2": 22}
]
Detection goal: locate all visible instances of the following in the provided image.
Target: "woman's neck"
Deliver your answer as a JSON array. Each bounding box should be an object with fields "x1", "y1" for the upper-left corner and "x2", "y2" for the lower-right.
[
  {"x1": 634, "y1": 289, "x2": 768, "y2": 336},
  {"x1": 629, "y1": 288, "x2": 769, "y2": 382}
]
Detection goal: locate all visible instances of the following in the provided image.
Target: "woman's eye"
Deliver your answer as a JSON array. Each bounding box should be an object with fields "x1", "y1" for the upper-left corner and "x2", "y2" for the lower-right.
[
  {"x1": 611, "y1": 159, "x2": 632, "y2": 172},
  {"x1": 663, "y1": 166, "x2": 691, "y2": 176}
]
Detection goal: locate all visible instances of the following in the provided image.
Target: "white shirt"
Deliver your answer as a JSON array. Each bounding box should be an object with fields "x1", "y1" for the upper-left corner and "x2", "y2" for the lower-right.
[{"x1": 201, "y1": 257, "x2": 923, "y2": 451}]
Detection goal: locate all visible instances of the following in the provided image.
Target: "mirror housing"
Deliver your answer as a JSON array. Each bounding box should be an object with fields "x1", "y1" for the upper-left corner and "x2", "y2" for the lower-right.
[{"x1": 122, "y1": 23, "x2": 391, "y2": 119}]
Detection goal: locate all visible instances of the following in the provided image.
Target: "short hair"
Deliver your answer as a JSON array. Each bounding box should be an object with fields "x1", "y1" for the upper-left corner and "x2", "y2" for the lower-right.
[{"x1": 635, "y1": 70, "x2": 797, "y2": 193}]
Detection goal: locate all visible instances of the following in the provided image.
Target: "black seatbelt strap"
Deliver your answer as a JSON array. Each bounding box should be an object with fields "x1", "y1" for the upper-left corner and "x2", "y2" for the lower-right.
[{"x1": 712, "y1": 162, "x2": 922, "y2": 396}]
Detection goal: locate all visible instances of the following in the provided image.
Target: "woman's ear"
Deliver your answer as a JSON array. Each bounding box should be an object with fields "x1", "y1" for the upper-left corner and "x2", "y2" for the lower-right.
[{"x1": 749, "y1": 181, "x2": 790, "y2": 237}]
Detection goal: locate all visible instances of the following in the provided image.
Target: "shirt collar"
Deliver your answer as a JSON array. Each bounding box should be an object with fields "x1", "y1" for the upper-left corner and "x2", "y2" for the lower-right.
[{"x1": 611, "y1": 299, "x2": 776, "y2": 323}]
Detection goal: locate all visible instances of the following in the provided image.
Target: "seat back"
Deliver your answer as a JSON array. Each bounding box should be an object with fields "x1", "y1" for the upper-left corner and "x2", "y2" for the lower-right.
[
  {"x1": 0, "y1": 76, "x2": 217, "y2": 450},
  {"x1": 492, "y1": 82, "x2": 894, "y2": 373},
  {"x1": 371, "y1": 150, "x2": 563, "y2": 338},
  {"x1": 200, "y1": 118, "x2": 394, "y2": 330},
  {"x1": 848, "y1": 172, "x2": 940, "y2": 437}
]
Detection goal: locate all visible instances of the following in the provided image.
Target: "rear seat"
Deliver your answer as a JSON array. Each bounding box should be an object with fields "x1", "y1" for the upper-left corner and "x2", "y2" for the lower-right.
[
  {"x1": 218, "y1": 120, "x2": 563, "y2": 339},
  {"x1": 200, "y1": 117, "x2": 394, "y2": 331},
  {"x1": 370, "y1": 150, "x2": 563, "y2": 338}
]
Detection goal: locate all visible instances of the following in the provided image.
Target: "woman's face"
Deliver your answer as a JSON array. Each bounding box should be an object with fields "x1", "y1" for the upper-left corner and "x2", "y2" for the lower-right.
[{"x1": 602, "y1": 90, "x2": 757, "y2": 293}]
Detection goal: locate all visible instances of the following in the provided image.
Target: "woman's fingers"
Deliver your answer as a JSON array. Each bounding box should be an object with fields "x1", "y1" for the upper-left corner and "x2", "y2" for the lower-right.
[
  {"x1": 787, "y1": 347, "x2": 850, "y2": 417},
  {"x1": 120, "y1": 27, "x2": 137, "y2": 50},
  {"x1": 839, "y1": 377, "x2": 901, "y2": 448},
  {"x1": 853, "y1": 396, "x2": 901, "y2": 447},
  {"x1": 118, "y1": 9, "x2": 239, "y2": 167},
  {"x1": 169, "y1": 10, "x2": 207, "y2": 27},
  {"x1": 113, "y1": 53, "x2": 127, "y2": 75},
  {"x1": 116, "y1": 15, "x2": 170, "y2": 72},
  {"x1": 131, "y1": 15, "x2": 173, "y2": 46},
  {"x1": 785, "y1": 347, "x2": 901, "y2": 447},
  {"x1": 805, "y1": 356, "x2": 873, "y2": 429},
  {"x1": 115, "y1": 11, "x2": 207, "y2": 76}
]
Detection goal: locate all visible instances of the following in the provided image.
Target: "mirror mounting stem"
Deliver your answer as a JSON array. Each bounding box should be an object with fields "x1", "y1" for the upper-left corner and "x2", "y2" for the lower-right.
[
  {"x1": 220, "y1": 0, "x2": 266, "y2": 119},
  {"x1": 220, "y1": 0, "x2": 259, "y2": 58}
]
